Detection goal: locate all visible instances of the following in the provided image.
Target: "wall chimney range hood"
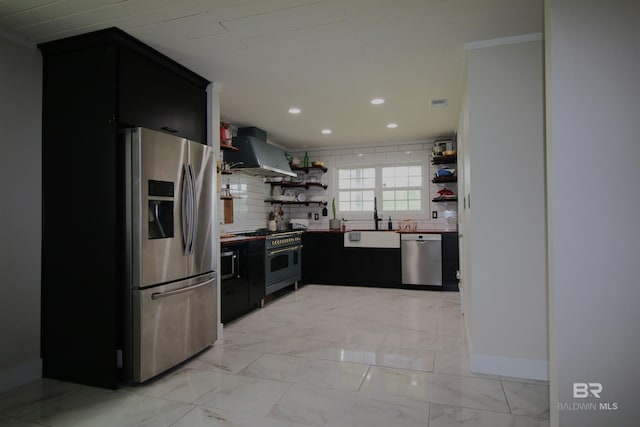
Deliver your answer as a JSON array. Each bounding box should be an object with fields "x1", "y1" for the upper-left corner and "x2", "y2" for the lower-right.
[{"x1": 224, "y1": 127, "x2": 296, "y2": 178}]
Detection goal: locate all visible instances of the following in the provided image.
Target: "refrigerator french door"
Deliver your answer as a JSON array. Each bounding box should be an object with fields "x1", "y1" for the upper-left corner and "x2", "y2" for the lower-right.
[{"x1": 125, "y1": 127, "x2": 216, "y2": 383}]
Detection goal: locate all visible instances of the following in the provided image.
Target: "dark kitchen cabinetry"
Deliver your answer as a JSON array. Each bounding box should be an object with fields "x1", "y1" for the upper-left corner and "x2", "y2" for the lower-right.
[
  {"x1": 247, "y1": 240, "x2": 266, "y2": 311},
  {"x1": 302, "y1": 233, "x2": 401, "y2": 286},
  {"x1": 221, "y1": 240, "x2": 265, "y2": 324},
  {"x1": 38, "y1": 28, "x2": 209, "y2": 389},
  {"x1": 119, "y1": 47, "x2": 206, "y2": 142},
  {"x1": 302, "y1": 232, "x2": 345, "y2": 284},
  {"x1": 441, "y1": 232, "x2": 460, "y2": 289},
  {"x1": 342, "y1": 247, "x2": 401, "y2": 286},
  {"x1": 303, "y1": 232, "x2": 457, "y2": 290}
]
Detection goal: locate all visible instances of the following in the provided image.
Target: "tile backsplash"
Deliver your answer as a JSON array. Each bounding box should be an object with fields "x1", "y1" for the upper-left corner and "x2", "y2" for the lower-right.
[{"x1": 220, "y1": 139, "x2": 457, "y2": 233}]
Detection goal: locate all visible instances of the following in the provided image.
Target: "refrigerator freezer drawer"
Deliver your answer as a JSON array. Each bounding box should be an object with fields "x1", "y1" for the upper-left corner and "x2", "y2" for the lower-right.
[{"x1": 133, "y1": 272, "x2": 216, "y2": 382}]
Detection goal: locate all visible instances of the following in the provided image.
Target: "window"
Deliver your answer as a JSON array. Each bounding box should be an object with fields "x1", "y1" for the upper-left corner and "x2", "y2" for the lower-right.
[
  {"x1": 337, "y1": 167, "x2": 375, "y2": 212},
  {"x1": 337, "y1": 163, "x2": 423, "y2": 214},
  {"x1": 382, "y1": 165, "x2": 422, "y2": 211}
]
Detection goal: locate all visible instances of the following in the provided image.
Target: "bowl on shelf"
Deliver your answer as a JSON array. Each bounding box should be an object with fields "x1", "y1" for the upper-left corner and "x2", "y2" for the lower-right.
[
  {"x1": 311, "y1": 161, "x2": 325, "y2": 167},
  {"x1": 436, "y1": 168, "x2": 456, "y2": 177},
  {"x1": 443, "y1": 150, "x2": 456, "y2": 156}
]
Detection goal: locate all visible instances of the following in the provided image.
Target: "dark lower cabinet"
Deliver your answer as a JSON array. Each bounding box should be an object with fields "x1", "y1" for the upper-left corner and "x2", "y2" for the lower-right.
[
  {"x1": 221, "y1": 240, "x2": 265, "y2": 324},
  {"x1": 441, "y1": 232, "x2": 460, "y2": 290},
  {"x1": 302, "y1": 232, "x2": 401, "y2": 286},
  {"x1": 342, "y1": 248, "x2": 401, "y2": 286},
  {"x1": 303, "y1": 231, "x2": 458, "y2": 291},
  {"x1": 247, "y1": 240, "x2": 266, "y2": 309},
  {"x1": 302, "y1": 232, "x2": 346, "y2": 284}
]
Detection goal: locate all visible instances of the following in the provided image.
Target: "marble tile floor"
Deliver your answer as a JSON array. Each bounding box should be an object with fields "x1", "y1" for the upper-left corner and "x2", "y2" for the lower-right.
[{"x1": 0, "y1": 285, "x2": 549, "y2": 426}]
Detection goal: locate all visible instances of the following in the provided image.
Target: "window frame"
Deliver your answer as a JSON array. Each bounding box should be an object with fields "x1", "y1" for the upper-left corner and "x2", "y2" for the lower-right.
[{"x1": 334, "y1": 160, "x2": 428, "y2": 220}]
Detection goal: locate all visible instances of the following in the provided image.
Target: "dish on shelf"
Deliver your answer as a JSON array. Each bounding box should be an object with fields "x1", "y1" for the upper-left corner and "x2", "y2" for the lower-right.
[
  {"x1": 283, "y1": 189, "x2": 296, "y2": 197},
  {"x1": 305, "y1": 176, "x2": 318, "y2": 184},
  {"x1": 311, "y1": 161, "x2": 325, "y2": 167},
  {"x1": 437, "y1": 188, "x2": 456, "y2": 197},
  {"x1": 296, "y1": 193, "x2": 306, "y2": 202},
  {"x1": 436, "y1": 169, "x2": 456, "y2": 177}
]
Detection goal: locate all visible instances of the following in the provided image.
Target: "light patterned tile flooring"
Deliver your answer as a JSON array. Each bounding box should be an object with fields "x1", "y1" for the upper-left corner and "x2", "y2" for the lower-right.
[{"x1": 0, "y1": 285, "x2": 549, "y2": 426}]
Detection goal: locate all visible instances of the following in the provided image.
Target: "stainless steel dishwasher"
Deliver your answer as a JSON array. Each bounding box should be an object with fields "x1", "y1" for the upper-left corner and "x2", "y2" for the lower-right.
[{"x1": 401, "y1": 234, "x2": 442, "y2": 286}]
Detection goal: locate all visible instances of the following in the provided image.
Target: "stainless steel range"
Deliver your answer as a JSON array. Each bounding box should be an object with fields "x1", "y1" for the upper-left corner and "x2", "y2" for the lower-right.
[{"x1": 264, "y1": 231, "x2": 303, "y2": 295}]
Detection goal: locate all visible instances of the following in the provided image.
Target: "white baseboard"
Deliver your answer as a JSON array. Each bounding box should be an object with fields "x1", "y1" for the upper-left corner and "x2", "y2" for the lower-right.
[
  {"x1": 0, "y1": 359, "x2": 42, "y2": 393},
  {"x1": 470, "y1": 353, "x2": 549, "y2": 381}
]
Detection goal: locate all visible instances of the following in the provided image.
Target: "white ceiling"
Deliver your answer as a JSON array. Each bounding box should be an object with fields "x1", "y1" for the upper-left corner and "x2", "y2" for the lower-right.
[{"x1": 0, "y1": 0, "x2": 543, "y2": 149}]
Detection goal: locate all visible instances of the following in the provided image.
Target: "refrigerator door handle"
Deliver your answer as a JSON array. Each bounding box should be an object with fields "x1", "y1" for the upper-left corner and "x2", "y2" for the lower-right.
[
  {"x1": 151, "y1": 277, "x2": 215, "y2": 300},
  {"x1": 188, "y1": 163, "x2": 197, "y2": 255},
  {"x1": 181, "y1": 163, "x2": 192, "y2": 254}
]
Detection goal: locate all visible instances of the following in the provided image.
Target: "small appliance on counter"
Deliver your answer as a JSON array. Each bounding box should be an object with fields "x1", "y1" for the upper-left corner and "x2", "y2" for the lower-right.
[{"x1": 290, "y1": 218, "x2": 309, "y2": 230}]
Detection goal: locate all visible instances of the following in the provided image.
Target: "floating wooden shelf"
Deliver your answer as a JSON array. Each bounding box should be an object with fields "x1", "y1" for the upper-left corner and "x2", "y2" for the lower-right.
[
  {"x1": 432, "y1": 176, "x2": 457, "y2": 183},
  {"x1": 290, "y1": 164, "x2": 328, "y2": 173},
  {"x1": 265, "y1": 200, "x2": 328, "y2": 206},
  {"x1": 431, "y1": 155, "x2": 457, "y2": 165},
  {"x1": 432, "y1": 197, "x2": 458, "y2": 202},
  {"x1": 220, "y1": 143, "x2": 239, "y2": 151},
  {"x1": 270, "y1": 182, "x2": 328, "y2": 190}
]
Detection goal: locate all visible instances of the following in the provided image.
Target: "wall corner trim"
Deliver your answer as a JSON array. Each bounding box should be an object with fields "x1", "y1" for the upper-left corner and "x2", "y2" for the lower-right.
[
  {"x1": 0, "y1": 359, "x2": 42, "y2": 394},
  {"x1": 470, "y1": 353, "x2": 549, "y2": 381},
  {"x1": 464, "y1": 33, "x2": 543, "y2": 51}
]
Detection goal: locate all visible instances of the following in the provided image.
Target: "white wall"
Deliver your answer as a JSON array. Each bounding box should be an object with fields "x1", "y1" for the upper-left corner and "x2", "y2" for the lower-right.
[
  {"x1": 461, "y1": 38, "x2": 548, "y2": 379},
  {"x1": 0, "y1": 35, "x2": 42, "y2": 392},
  {"x1": 218, "y1": 173, "x2": 273, "y2": 233},
  {"x1": 546, "y1": 1, "x2": 640, "y2": 425}
]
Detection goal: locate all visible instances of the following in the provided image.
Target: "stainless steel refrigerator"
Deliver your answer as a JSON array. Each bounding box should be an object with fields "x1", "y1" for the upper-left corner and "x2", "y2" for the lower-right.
[{"x1": 125, "y1": 127, "x2": 216, "y2": 383}]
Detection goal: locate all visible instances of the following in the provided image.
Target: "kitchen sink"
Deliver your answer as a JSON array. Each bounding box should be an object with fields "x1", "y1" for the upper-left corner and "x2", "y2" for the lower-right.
[{"x1": 344, "y1": 230, "x2": 400, "y2": 248}]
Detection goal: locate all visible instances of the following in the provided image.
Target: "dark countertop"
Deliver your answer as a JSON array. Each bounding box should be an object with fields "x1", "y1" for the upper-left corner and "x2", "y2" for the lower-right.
[
  {"x1": 305, "y1": 229, "x2": 457, "y2": 234},
  {"x1": 221, "y1": 229, "x2": 458, "y2": 244},
  {"x1": 220, "y1": 235, "x2": 266, "y2": 244}
]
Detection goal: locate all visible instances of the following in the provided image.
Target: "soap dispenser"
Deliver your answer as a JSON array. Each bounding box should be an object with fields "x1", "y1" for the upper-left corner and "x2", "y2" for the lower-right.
[{"x1": 388, "y1": 216, "x2": 393, "y2": 230}]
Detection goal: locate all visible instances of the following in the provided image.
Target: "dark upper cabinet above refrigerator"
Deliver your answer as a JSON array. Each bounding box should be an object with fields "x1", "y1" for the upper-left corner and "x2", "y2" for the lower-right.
[
  {"x1": 39, "y1": 27, "x2": 209, "y2": 143},
  {"x1": 119, "y1": 47, "x2": 207, "y2": 143}
]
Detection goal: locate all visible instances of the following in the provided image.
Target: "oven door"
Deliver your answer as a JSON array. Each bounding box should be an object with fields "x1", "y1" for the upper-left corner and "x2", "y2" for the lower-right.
[{"x1": 265, "y1": 245, "x2": 301, "y2": 295}]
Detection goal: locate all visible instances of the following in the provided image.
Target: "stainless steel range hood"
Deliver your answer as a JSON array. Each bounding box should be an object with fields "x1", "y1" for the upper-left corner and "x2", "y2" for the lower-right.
[{"x1": 224, "y1": 128, "x2": 296, "y2": 178}]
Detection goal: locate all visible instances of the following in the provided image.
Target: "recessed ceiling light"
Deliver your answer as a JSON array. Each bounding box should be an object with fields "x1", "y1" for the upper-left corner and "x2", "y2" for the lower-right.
[
  {"x1": 386, "y1": 123, "x2": 398, "y2": 129},
  {"x1": 288, "y1": 107, "x2": 301, "y2": 114},
  {"x1": 321, "y1": 129, "x2": 332, "y2": 135},
  {"x1": 430, "y1": 99, "x2": 448, "y2": 108},
  {"x1": 371, "y1": 98, "x2": 385, "y2": 105},
  {"x1": 357, "y1": 153, "x2": 364, "y2": 157}
]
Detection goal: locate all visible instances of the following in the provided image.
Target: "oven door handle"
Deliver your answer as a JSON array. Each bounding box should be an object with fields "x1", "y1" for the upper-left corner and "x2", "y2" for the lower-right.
[{"x1": 268, "y1": 245, "x2": 302, "y2": 256}]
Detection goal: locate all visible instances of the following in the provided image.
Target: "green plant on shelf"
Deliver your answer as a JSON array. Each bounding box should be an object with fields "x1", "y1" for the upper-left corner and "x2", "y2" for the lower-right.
[{"x1": 331, "y1": 197, "x2": 337, "y2": 220}]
